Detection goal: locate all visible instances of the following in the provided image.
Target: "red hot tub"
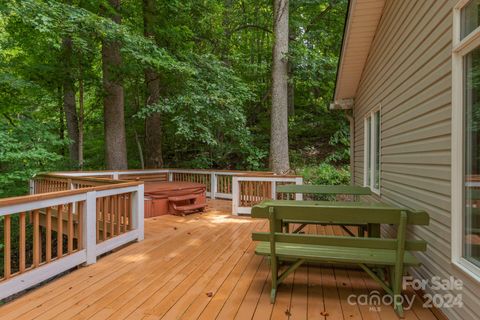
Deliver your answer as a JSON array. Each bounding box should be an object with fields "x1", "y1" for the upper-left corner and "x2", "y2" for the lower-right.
[{"x1": 144, "y1": 181, "x2": 207, "y2": 218}]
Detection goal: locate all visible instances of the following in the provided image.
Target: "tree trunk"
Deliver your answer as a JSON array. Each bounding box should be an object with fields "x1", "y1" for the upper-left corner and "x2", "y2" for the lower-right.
[
  {"x1": 58, "y1": 87, "x2": 66, "y2": 157},
  {"x1": 102, "y1": 0, "x2": 128, "y2": 170},
  {"x1": 143, "y1": 0, "x2": 163, "y2": 168},
  {"x1": 287, "y1": 60, "x2": 294, "y2": 116},
  {"x1": 78, "y1": 74, "x2": 84, "y2": 169},
  {"x1": 269, "y1": 0, "x2": 290, "y2": 174},
  {"x1": 62, "y1": 36, "x2": 80, "y2": 165}
]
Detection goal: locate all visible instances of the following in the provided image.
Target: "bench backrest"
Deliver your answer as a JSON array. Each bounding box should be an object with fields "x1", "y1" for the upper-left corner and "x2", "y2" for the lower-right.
[
  {"x1": 251, "y1": 202, "x2": 429, "y2": 226},
  {"x1": 252, "y1": 205, "x2": 429, "y2": 253},
  {"x1": 276, "y1": 184, "x2": 372, "y2": 196}
]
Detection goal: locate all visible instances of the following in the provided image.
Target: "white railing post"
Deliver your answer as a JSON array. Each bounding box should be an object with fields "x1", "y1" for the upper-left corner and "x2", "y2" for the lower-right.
[
  {"x1": 168, "y1": 171, "x2": 173, "y2": 182},
  {"x1": 84, "y1": 191, "x2": 97, "y2": 265},
  {"x1": 211, "y1": 172, "x2": 217, "y2": 199},
  {"x1": 232, "y1": 176, "x2": 239, "y2": 215},
  {"x1": 271, "y1": 179, "x2": 277, "y2": 200},
  {"x1": 112, "y1": 172, "x2": 119, "y2": 180},
  {"x1": 131, "y1": 184, "x2": 145, "y2": 241},
  {"x1": 29, "y1": 179, "x2": 35, "y2": 195},
  {"x1": 295, "y1": 176, "x2": 304, "y2": 201}
]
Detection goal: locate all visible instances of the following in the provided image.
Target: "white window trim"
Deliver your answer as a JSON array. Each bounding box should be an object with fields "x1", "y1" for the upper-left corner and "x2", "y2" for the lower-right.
[
  {"x1": 451, "y1": 0, "x2": 480, "y2": 283},
  {"x1": 363, "y1": 117, "x2": 371, "y2": 187},
  {"x1": 364, "y1": 105, "x2": 381, "y2": 195}
]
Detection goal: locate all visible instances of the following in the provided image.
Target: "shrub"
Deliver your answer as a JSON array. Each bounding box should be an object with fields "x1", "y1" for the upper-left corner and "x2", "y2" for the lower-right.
[{"x1": 298, "y1": 163, "x2": 350, "y2": 186}]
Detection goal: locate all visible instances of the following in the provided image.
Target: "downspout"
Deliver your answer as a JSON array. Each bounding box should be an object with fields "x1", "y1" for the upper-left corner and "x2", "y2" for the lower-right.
[{"x1": 345, "y1": 110, "x2": 355, "y2": 185}]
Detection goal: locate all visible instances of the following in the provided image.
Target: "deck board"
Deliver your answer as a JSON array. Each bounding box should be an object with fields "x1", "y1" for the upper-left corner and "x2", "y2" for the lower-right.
[{"x1": 0, "y1": 200, "x2": 442, "y2": 320}]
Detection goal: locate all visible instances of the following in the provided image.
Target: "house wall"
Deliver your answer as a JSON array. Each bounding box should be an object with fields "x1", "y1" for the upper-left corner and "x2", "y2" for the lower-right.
[{"x1": 352, "y1": 0, "x2": 480, "y2": 318}]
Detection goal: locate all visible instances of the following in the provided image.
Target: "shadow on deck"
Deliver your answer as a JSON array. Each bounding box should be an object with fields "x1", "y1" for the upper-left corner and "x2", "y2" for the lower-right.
[{"x1": 0, "y1": 200, "x2": 441, "y2": 320}]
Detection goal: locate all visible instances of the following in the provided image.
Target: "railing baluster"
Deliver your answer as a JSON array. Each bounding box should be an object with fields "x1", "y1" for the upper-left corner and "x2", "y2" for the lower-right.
[
  {"x1": 19, "y1": 212, "x2": 26, "y2": 273},
  {"x1": 127, "y1": 194, "x2": 131, "y2": 230},
  {"x1": 57, "y1": 205, "x2": 63, "y2": 258},
  {"x1": 46, "y1": 207, "x2": 52, "y2": 262},
  {"x1": 110, "y1": 196, "x2": 115, "y2": 237},
  {"x1": 77, "y1": 201, "x2": 83, "y2": 250},
  {"x1": 96, "y1": 198, "x2": 100, "y2": 242},
  {"x1": 4, "y1": 215, "x2": 11, "y2": 279},
  {"x1": 122, "y1": 194, "x2": 128, "y2": 233},
  {"x1": 33, "y1": 209, "x2": 40, "y2": 267},
  {"x1": 116, "y1": 195, "x2": 121, "y2": 235},
  {"x1": 68, "y1": 203, "x2": 73, "y2": 254},
  {"x1": 103, "y1": 197, "x2": 108, "y2": 240}
]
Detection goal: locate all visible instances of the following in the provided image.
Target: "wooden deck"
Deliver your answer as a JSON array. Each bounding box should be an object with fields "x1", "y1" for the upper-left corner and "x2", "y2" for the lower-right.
[{"x1": 0, "y1": 200, "x2": 441, "y2": 320}]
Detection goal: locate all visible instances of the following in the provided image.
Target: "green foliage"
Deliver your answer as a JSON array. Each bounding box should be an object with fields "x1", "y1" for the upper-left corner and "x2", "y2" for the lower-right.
[
  {"x1": 0, "y1": 118, "x2": 68, "y2": 197},
  {"x1": 0, "y1": 0, "x2": 349, "y2": 196},
  {"x1": 137, "y1": 54, "x2": 266, "y2": 169},
  {"x1": 325, "y1": 125, "x2": 350, "y2": 164},
  {"x1": 2, "y1": 0, "x2": 190, "y2": 75},
  {"x1": 298, "y1": 163, "x2": 350, "y2": 186}
]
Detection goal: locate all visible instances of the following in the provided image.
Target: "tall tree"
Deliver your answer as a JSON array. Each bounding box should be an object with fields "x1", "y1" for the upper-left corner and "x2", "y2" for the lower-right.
[
  {"x1": 269, "y1": 0, "x2": 290, "y2": 174},
  {"x1": 143, "y1": 0, "x2": 163, "y2": 168},
  {"x1": 62, "y1": 34, "x2": 80, "y2": 165},
  {"x1": 102, "y1": 0, "x2": 128, "y2": 169}
]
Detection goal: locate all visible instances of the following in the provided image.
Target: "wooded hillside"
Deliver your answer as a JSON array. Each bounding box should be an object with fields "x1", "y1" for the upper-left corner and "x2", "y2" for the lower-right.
[{"x1": 0, "y1": 0, "x2": 349, "y2": 197}]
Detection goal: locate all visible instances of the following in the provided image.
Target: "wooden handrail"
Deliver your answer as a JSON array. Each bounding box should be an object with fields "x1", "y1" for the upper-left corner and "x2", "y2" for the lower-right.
[
  {"x1": 49, "y1": 168, "x2": 275, "y2": 175},
  {"x1": 0, "y1": 181, "x2": 141, "y2": 207},
  {"x1": 35, "y1": 173, "x2": 128, "y2": 184}
]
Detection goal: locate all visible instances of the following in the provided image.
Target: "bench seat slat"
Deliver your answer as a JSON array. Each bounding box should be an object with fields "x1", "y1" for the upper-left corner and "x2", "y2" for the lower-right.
[
  {"x1": 255, "y1": 242, "x2": 421, "y2": 266},
  {"x1": 283, "y1": 219, "x2": 365, "y2": 226},
  {"x1": 252, "y1": 232, "x2": 427, "y2": 251}
]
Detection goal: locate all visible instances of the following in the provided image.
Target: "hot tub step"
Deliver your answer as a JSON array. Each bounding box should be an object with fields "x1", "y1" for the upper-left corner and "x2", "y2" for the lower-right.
[{"x1": 173, "y1": 203, "x2": 206, "y2": 213}]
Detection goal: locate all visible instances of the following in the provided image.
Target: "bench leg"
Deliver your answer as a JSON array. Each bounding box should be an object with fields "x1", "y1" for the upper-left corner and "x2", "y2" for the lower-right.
[
  {"x1": 392, "y1": 211, "x2": 407, "y2": 318},
  {"x1": 368, "y1": 223, "x2": 381, "y2": 237},
  {"x1": 270, "y1": 256, "x2": 278, "y2": 304},
  {"x1": 270, "y1": 259, "x2": 305, "y2": 304},
  {"x1": 392, "y1": 266, "x2": 404, "y2": 317},
  {"x1": 293, "y1": 224, "x2": 307, "y2": 234},
  {"x1": 270, "y1": 288, "x2": 277, "y2": 304},
  {"x1": 358, "y1": 225, "x2": 368, "y2": 237}
]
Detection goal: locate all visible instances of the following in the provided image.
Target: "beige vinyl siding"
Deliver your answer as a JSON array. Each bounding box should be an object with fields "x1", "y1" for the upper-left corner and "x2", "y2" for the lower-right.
[{"x1": 352, "y1": 0, "x2": 480, "y2": 319}]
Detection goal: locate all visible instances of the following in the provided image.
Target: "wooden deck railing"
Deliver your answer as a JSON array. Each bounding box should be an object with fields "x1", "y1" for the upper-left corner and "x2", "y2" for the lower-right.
[
  {"x1": 232, "y1": 175, "x2": 303, "y2": 215},
  {"x1": 0, "y1": 181, "x2": 144, "y2": 300},
  {"x1": 42, "y1": 169, "x2": 303, "y2": 215},
  {"x1": 0, "y1": 168, "x2": 303, "y2": 300}
]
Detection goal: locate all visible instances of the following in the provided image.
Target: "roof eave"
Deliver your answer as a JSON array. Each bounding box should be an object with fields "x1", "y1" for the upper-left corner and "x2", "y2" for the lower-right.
[{"x1": 331, "y1": 0, "x2": 386, "y2": 106}]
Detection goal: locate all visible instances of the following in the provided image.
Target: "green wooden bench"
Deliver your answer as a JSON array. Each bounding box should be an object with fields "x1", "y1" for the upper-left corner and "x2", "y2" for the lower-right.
[
  {"x1": 251, "y1": 203, "x2": 429, "y2": 317},
  {"x1": 276, "y1": 185, "x2": 372, "y2": 235}
]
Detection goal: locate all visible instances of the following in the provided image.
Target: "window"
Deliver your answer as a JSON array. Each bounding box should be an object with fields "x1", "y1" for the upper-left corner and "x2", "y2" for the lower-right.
[
  {"x1": 364, "y1": 108, "x2": 381, "y2": 194},
  {"x1": 461, "y1": 0, "x2": 480, "y2": 39},
  {"x1": 452, "y1": 0, "x2": 480, "y2": 280},
  {"x1": 464, "y1": 47, "x2": 480, "y2": 268}
]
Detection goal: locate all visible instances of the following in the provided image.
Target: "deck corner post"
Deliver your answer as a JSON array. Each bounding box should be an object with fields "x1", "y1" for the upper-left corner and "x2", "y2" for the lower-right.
[
  {"x1": 294, "y1": 177, "x2": 303, "y2": 201},
  {"x1": 211, "y1": 172, "x2": 217, "y2": 199},
  {"x1": 232, "y1": 176, "x2": 239, "y2": 215},
  {"x1": 29, "y1": 179, "x2": 35, "y2": 195},
  {"x1": 84, "y1": 190, "x2": 97, "y2": 265},
  {"x1": 271, "y1": 180, "x2": 277, "y2": 200},
  {"x1": 131, "y1": 184, "x2": 145, "y2": 241}
]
